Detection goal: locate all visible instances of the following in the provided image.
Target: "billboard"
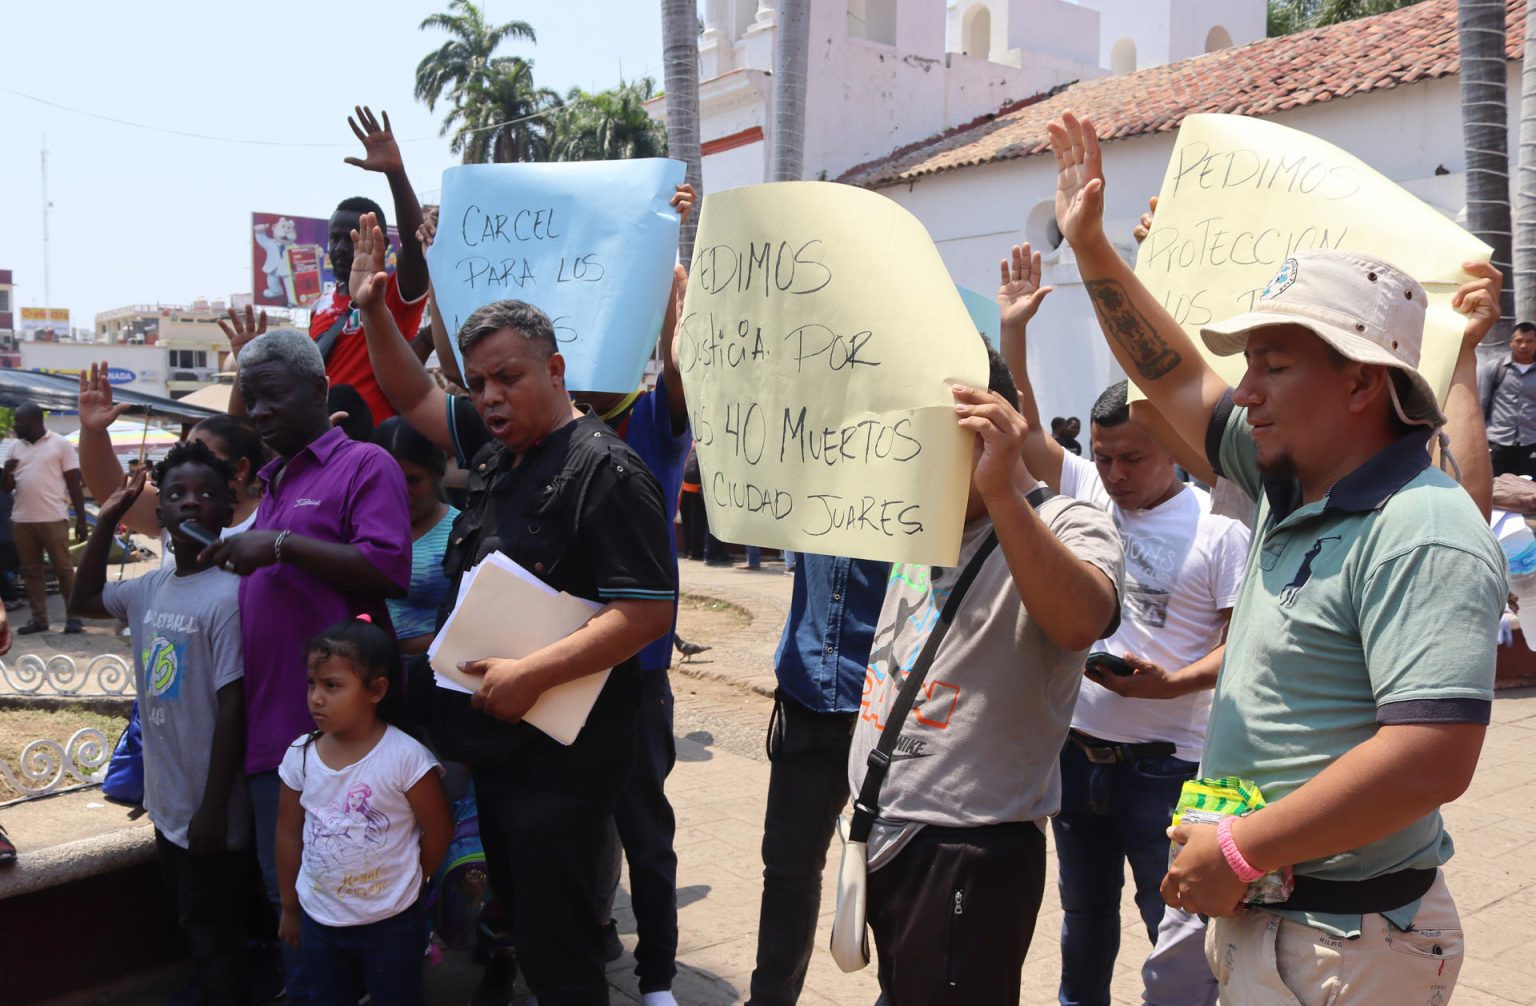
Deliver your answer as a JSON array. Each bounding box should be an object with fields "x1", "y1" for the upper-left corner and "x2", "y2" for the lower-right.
[
  {"x1": 252, "y1": 212, "x2": 403, "y2": 309},
  {"x1": 19, "y1": 307, "x2": 69, "y2": 341}
]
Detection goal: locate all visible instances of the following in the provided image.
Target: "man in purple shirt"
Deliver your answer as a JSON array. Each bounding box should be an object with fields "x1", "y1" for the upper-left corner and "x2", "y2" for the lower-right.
[{"x1": 208, "y1": 328, "x2": 410, "y2": 1006}]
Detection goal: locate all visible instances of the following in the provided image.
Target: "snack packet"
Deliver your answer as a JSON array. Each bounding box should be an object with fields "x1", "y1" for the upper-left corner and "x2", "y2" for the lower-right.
[{"x1": 1169, "y1": 776, "x2": 1293, "y2": 904}]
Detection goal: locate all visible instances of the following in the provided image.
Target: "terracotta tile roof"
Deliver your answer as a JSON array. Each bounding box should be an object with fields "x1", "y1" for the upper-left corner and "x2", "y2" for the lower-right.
[{"x1": 839, "y1": 0, "x2": 1524, "y2": 189}]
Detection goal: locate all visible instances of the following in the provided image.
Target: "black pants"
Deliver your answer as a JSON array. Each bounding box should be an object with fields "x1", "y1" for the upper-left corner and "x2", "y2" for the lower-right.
[
  {"x1": 680, "y1": 491, "x2": 708, "y2": 560},
  {"x1": 474, "y1": 732, "x2": 636, "y2": 1006},
  {"x1": 154, "y1": 830, "x2": 251, "y2": 1006},
  {"x1": 747, "y1": 693, "x2": 856, "y2": 1006},
  {"x1": 867, "y1": 822, "x2": 1047, "y2": 1006},
  {"x1": 606, "y1": 666, "x2": 680, "y2": 993},
  {"x1": 1492, "y1": 442, "x2": 1536, "y2": 477},
  {"x1": 0, "y1": 541, "x2": 19, "y2": 603}
]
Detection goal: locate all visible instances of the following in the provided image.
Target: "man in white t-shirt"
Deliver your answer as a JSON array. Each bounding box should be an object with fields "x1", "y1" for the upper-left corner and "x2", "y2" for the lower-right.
[
  {"x1": 3, "y1": 404, "x2": 88, "y2": 634},
  {"x1": 997, "y1": 247, "x2": 1249, "y2": 1006}
]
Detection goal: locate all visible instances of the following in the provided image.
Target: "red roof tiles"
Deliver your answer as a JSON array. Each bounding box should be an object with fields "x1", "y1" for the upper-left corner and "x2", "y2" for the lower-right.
[{"x1": 839, "y1": 0, "x2": 1524, "y2": 189}]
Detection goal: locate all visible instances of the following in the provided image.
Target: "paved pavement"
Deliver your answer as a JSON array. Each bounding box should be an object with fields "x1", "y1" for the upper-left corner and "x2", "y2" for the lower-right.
[{"x1": 14, "y1": 557, "x2": 1536, "y2": 1004}]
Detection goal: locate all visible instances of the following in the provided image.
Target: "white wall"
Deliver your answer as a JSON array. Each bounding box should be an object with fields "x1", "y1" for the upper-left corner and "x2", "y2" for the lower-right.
[{"x1": 876, "y1": 67, "x2": 1522, "y2": 423}]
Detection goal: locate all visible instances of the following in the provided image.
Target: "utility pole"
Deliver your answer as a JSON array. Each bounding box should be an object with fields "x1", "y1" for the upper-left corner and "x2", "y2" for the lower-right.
[{"x1": 40, "y1": 137, "x2": 53, "y2": 338}]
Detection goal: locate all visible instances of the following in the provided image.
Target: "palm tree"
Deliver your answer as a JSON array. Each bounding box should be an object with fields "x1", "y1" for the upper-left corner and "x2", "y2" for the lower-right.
[
  {"x1": 772, "y1": 0, "x2": 811, "y2": 182},
  {"x1": 415, "y1": 0, "x2": 543, "y2": 163},
  {"x1": 660, "y1": 0, "x2": 704, "y2": 262},
  {"x1": 1267, "y1": 0, "x2": 1424, "y2": 35},
  {"x1": 1516, "y1": 2, "x2": 1536, "y2": 323},
  {"x1": 550, "y1": 79, "x2": 670, "y2": 162},
  {"x1": 1459, "y1": 0, "x2": 1516, "y2": 345}
]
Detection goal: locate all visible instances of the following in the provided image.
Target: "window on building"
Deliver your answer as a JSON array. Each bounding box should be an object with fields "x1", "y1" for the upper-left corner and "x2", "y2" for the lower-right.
[
  {"x1": 169, "y1": 349, "x2": 208, "y2": 370},
  {"x1": 847, "y1": 0, "x2": 896, "y2": 45},
  {"x1": 962, "y1": 4, "x2": 991, "y2": 60},
  {"x1": 1110, "y1": 37, "x2": 1137, "y2": 75},
  {"x1": 0, "y1": 290, "x2": 9, "y2": 313},
  {"x1": 1205, "y1": 25, "x2": 1233, "y2": 52}
]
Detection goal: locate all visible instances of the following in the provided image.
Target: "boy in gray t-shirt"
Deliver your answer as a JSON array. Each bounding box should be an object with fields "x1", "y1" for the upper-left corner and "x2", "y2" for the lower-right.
[{"x1": 72, "y1": 441, "x2": 250, "y2": 1005}]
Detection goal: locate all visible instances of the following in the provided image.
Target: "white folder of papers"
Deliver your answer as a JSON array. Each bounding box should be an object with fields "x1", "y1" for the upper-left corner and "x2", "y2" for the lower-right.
[{"x1": 428, "y1": 552, "x2": 608, "y2": 745}]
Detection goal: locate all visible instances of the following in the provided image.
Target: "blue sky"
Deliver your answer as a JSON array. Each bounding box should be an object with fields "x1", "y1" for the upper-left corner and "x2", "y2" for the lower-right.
[{"x1": 0, "y1": 1, "x2": 676, "y2": 327}]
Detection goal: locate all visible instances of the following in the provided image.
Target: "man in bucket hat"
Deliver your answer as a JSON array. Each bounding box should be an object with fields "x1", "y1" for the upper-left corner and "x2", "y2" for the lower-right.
[{"x1": 1050, "y1": 111, "x2": 1506, "y2": 1004}]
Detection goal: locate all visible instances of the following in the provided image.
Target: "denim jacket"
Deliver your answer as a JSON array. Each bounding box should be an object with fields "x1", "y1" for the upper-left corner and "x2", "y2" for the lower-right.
[{"x1": 773, "y1": 553, "x2": 891, "y2": 713}]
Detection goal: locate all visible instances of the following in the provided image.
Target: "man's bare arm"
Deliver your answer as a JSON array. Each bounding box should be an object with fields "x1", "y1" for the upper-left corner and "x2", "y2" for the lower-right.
[{"x1": 1049, "y1": 112, "x2": 1229, "y2": 454}]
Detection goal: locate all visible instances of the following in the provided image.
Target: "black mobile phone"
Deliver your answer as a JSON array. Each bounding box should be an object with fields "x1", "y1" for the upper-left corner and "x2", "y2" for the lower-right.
[{"x1": 1085, "y1": 651, "x2": 1134, "y2": 678}]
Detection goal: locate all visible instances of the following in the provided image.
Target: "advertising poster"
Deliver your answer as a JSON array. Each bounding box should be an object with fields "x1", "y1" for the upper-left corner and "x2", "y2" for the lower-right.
[{"x1": 252, "y1": 212, "x2": 403, "y2": 309}]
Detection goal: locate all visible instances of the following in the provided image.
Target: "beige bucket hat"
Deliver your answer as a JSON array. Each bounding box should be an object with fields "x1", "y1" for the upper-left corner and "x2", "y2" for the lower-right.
[{"x1": 1200, "y1": 249, "x2": 1444, "y2": 428}]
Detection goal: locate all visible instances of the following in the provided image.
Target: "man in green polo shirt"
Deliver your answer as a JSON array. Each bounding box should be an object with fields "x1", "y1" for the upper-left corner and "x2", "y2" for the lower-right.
[{"x1": 1049, "y1": 111, "x2": 1507, "y2": 1003}]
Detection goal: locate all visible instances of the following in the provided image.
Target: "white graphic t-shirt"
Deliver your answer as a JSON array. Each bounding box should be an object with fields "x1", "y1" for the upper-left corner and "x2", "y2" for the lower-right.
[
  {"x1": 1060, "y1": 451, "x2": 1250, "y2": 762},
  {"x1": 278, "y1": 725, "x2": 441, "y2": 927}
]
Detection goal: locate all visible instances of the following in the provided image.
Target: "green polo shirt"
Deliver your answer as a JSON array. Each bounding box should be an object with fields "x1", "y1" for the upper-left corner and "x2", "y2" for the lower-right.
[{"x1": 1205, "y1": 392, "x2": 1506, "y2": 934}]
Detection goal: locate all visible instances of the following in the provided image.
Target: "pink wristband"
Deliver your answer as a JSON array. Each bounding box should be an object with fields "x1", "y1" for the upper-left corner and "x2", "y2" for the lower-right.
[{"x1": 1217, "y1": 815, "x2": 1265, "y2": 884}]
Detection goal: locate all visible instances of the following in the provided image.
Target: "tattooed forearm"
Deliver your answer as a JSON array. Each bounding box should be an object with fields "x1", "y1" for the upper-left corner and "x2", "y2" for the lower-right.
[{"x1": 1084, "y1": 278, "x2": 1182, "y2": 380}]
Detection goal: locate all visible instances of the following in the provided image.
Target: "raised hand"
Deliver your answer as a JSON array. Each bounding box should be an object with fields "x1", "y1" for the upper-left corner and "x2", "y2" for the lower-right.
[
  {"x1": 344, "y1": 105, "x2": 403, "y2": 175},
  {"x1": 350, "y1": 212, "x2": 390, "y2": 312},
  {"x1": 953, "y1": 383, "x2": 1031, "y2": 503},
  {"x1": 1047, "y1": 112, "x2": 1107, "y2": 250},
  {"x1": 997, "y1": 242, "x2": 1053, "y2": 329},
  {"x1": 1133, "y1": 196, "x2": 1159, "y2": 245},
  {"x1": 416, "y1": 205, "x2": 439, "y2": 250},
  {"x1": 78, "y1": 362, "x2": 132, "y2": 433},
  {"x1": 99, "y1": 469, "x2": 149, "y2": 527},
  {"x1": 218, "y1": 305, "x2": 268, "y2": 361},
  {"x1": 671, "y1": 183, "x2": 697, "y2": 227},
  {"x1": 1453, "y1": 259, "x2": 1503, "y2": 349}
]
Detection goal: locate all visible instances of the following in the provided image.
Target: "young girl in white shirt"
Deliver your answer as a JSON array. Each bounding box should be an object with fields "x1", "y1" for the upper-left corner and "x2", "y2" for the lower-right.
[{"x1": 276, "y1": 617, "x2": 451, "y2": 1006}]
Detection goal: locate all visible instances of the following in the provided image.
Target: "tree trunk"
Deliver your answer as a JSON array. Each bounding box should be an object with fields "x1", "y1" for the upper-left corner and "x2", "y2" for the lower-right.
[
  {"x1": 1517, "y1": 1, "x2": 1536, "y2": 324},
  {"x1": 771, "y1": 0, "x2": 811, "y2": 182},
  {"x1": 660, "y1": 0, "x2": 704, "y2": 264},
  {"x1": 1459, "y1": 0, "x2": 1516, "y2": 347}
]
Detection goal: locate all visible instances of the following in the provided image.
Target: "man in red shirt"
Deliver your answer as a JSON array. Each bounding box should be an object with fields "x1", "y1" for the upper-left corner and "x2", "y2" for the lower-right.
[{"x1": 225, "y1": 107, "x2": 428, "y2": 422}]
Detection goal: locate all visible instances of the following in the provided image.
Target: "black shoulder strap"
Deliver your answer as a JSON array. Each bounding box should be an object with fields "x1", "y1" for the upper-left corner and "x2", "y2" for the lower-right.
[
  {"x1": 849, "y1": 488, "x2": 1058, "y2": 843},
  {"x1": 1486, "y1": 360, "x2": 1509, "y2": 422},
  {"x1": 313, "y1": 308, "x2": 352, "y2": 366},
  {"x1": 848, "y1": 529, "x2": 998, "y2": 843}
]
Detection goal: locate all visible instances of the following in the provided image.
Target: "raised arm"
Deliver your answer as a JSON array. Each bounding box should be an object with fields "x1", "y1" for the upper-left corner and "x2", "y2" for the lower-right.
[
  {"x1": 352, "y1": 212, "x2": 453, "y2": 453},
  {"x1": 1049, "y1": 112, "x2": 1228, "y2": 453},
  {"x1": 996, "y1": 241, "x2": 1065, "y2": 489},
  {"x1": 345, "y1": 106, "x2": 427, "y2": 302},
  {"x1": 70, "y1": 470, "x2": 145, "y2": 620},
  {"x1": 955, "y1": 383, "x2": 1118, "y2": 650},
  {"x1": 657, "y1": 184, "x2": 697, "y2": 430},
  {"x1": 218, "y1": 306, "x2": 268, "y2": 420},
  {"x1": 77, "y1": 364, "x2": 162, "y2": 533},
  {"x1": 1444, "y1": 260, "x2": 1500, "y2": 520}
]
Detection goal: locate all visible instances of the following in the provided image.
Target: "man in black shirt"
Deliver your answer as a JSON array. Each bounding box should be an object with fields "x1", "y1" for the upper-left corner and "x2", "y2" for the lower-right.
[{"x1": 434, "y1": 299, "x2": 677, "y2": 1005}]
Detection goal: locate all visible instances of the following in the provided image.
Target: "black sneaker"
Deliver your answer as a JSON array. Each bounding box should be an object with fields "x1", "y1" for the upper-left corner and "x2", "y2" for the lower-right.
[
  {"x1": 0, "y1": 824, "x2": 15, "y2": 866},
  {"x1": 64, "y1": 618, "x2": 84, "y2": 634},
  {"x1": 16, "y1": 621, "x2": 48, "y2": 635}
]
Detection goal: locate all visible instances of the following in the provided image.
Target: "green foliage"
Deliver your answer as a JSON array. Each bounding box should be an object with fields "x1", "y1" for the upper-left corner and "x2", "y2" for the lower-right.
[
  {"x1": 415, "y1": 0, "x2": 558, "y2": 163},
  {"x1": 0, "y1": 408, "x2": 13, "y2": 440},
  {"x1": 548, "y1": 78, "x2": 669, "y2": 162},
  {"x1": 1268, "y1": 0, "x2": 1426, "y2": 35}
]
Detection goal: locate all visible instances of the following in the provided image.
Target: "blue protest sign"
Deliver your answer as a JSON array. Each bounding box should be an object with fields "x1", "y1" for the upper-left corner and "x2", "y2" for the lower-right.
[
  {"x1": 957, "y1": 285, "x2": 1001, "y2": 347},
  {"x1": 427, "y1": 158, "x2": 686, "y2": 392}
]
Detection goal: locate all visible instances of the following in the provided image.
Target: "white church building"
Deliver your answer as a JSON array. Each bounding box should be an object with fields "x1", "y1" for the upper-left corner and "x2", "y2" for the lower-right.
[{"x1": 651, "y1": 0, "x2": 1522, "y2": 420}]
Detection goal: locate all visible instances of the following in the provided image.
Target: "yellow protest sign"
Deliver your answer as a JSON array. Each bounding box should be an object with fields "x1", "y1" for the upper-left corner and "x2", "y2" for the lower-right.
[
  {"x1": 678, "y1": 182, "x2": 989, "y2": 567},
  {"x1": 1134, "y1": 113, "x2": 1490, "y2": 401}
]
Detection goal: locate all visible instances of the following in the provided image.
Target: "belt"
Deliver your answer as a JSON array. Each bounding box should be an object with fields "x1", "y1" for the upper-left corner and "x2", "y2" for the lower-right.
[
  {"x1": 1276, "y1": 868, "x2": 1438, "y2": 915},
  {"x1": 1067, "y1": 730, "x2": 1177, "y2": 765}
]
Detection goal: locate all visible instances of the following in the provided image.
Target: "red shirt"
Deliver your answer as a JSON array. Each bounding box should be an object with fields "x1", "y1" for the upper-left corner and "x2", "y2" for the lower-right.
[{"x1": 309, "y1": 272, "x2": 427, "y2": 423}]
